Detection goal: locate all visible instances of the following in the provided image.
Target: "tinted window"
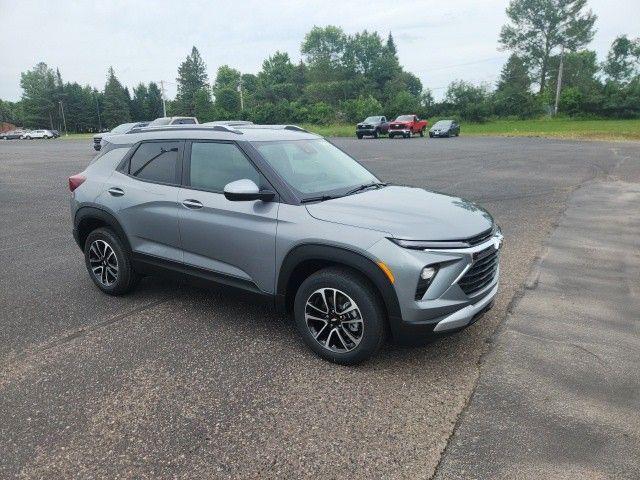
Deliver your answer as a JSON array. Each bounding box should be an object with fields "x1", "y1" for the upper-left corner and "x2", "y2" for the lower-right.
[
  {"x1": 128, "y1": 141, "x2": 179, "y2": 184},
  {"x1": 189, "y1": 142, "x2": 260, "y2": 192}
]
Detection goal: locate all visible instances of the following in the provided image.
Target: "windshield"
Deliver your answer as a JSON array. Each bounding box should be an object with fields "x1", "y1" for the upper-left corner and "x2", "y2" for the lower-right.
[
  {"x1": 433, "y1": 120, "x2": 452, "y2": 128},
  {"x1": 252, "y1": 139, "x2": 379, "y2": 198},
  {"x1": 364, "y1": 116, "x2": 380, "y2": 123},
  {"x1": 395, "y1": 115, "x2": 414, "y2": 122},
  {"x1": 110, "y1": 123, "x2": 135, "y2": 134}
]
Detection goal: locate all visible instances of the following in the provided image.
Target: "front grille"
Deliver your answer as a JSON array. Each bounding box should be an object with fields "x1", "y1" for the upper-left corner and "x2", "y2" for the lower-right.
[
  {"x1": 465, "y1": 227, "x2": 494, "y2": 246},
  {"x1": 458, "y1": 247, "x2": 499, "y2": 296},
  {"x1": 390, "y1": 124, "x2": 402, "y2": 129}
]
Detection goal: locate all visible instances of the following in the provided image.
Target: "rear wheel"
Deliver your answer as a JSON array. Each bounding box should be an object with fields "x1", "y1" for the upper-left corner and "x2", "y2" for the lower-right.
[
  {"x1": 357, "y1": 133, "x2": 363, "y2": 139},
  {"x1": 373, "y1": 129, "x2": 379, "y2": 139},
  {"x1": 294, "y1": 267, "x2": 387, "y2": 365},
  {"x1": 84, "y1": 227, "x2": 140, "y2": 295}
]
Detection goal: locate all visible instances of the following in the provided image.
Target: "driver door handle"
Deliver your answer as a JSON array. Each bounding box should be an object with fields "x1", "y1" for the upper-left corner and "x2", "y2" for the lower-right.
[
  {"x1": 108, "y1": 187, "x2": 124, "y2": 197},
  {"x1": 182, "y1": 199, "x2": 203, "y2": 210}
]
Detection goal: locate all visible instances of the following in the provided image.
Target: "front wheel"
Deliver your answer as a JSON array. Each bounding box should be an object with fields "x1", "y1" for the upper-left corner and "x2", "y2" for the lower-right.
[
  {"x1": 389, "y1": 133, "x2": 394, "y2": 139},
  {"x1": 357, "y1": 133, "x2": 363, "y2": 139},
  {"x1": 84, "y1": 227, "x2": 140, "y2": 295},
  {"x1": 373, "y1": 129, "x2": 379, "y2": 139},
  {"x1": 294, "y1": 267, "x2": 387, "y2": 365}
]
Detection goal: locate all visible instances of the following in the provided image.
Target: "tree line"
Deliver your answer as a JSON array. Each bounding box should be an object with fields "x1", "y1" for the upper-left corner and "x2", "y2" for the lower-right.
[{"x1": 1, "y1": 0, "x2": 638, "y2": 132}]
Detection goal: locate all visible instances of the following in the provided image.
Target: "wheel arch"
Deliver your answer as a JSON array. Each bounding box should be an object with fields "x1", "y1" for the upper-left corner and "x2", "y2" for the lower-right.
[
  {"x1": 276, "y1": 243, "x2": 402, "y2": 322},
  {"x1": 74, "y1": 206, "x2": 131, "y2": 253}
]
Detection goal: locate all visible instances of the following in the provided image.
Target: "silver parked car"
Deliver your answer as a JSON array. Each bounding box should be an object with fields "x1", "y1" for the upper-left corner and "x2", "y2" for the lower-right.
[
  {"x1": 22, "y1": 129, "x2": 55, "y2": 139},
  {"x1": 69, "y1": 124, "x2": 502, "y2": 364},
  {"x1": 93, "y1": 122, "x2": 149, "y2": 151}
]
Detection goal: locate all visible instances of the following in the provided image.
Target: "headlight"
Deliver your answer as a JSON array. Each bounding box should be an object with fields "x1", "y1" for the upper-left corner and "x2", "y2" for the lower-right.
[
  {"x1": 390, "y1": 238, "x2": 470, "y2": 249},
  {"x1": 416, "y1": 265, "x2": 438, "y2": 299},
  {"x1": 421, "y1": 266, "x2": 436, "y2": 280}
]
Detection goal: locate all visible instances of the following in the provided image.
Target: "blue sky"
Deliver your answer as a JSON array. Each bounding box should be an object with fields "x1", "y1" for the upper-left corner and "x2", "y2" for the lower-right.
[{"x1": 0, "y1": 0, "x2": 638, "y2": 101}]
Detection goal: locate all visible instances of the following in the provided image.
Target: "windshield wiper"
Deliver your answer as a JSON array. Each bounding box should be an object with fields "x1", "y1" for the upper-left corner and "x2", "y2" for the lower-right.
[
  {"x1": 301, "y1": 194, "x2": 336, "y2": 203},
  {"x1": 345, "y1": 182, "x2": 388, "y2": 196}
]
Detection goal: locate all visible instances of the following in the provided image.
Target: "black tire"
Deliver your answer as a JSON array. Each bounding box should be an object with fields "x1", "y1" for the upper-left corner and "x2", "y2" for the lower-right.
[
  {"x1": 357, "y1": 133, "x2": 363, "y2": 139},
  {"x1": 294, "y1": 267, "x2": 387, "y2": 365},
  {"x1": 373, "y1": 129, "x2": 379, "y2": 139},
  {"x1": 84, "y1": 227, "x2": 140, "y2": 296},
  {"x1": 389, "y1": 133, "x2": 394, "y2": 139},
  {"x1": 419, "y1": 128, "x2": 425, "y2": 137},
  {"x1": 429, "y1": 133, "x2": 434, "y2": 138}
]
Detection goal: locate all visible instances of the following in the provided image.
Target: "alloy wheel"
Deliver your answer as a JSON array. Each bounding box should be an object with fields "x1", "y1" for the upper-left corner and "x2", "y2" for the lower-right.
[
  {"x1": 88, "y1": 239, "x2": 118, "y2": 286},
  {"x1": 305, "y1": 288, "x2": 364, "y2": 353}
]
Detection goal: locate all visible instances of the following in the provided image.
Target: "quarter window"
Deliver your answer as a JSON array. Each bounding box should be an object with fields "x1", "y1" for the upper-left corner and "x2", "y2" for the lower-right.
[
  {"x1": 189, "y1": 142, "x2": 261, "y2": 192},
  {"x1": 128, "y1": 141, "x2": 179, "y2": 184}
]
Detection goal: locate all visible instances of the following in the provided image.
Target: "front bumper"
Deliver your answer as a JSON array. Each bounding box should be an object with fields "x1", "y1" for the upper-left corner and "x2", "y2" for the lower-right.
[
  {"x1": 367, "y1": 231, "x2": 502, "y2": 343},
  {"x1": 356, "y1": 128, "x2": 376, "y2": 135}
]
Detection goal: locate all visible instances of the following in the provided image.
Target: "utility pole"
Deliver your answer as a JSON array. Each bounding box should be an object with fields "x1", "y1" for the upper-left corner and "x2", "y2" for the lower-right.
[
  {"x1": 238, "y1": 79, "x2": 244, "y2": 111},
  {"x1": 160, "y1": 80, "x2": 167, "y2": 117},
  {"x1": 554, "y1": 44, "x2": 565, "y2": 116},
  {"x1": 59, "y1": 101, "x2": 68, "y2": 136}
]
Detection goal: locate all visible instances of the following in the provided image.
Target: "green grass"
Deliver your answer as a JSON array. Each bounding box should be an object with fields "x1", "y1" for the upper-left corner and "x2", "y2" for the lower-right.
[
  {"x1": 460, "y1": 118, "x2": 640, "y2": 141},
  {"x1": 303, "y1": 118, "x2": 640, "y2": 141}
]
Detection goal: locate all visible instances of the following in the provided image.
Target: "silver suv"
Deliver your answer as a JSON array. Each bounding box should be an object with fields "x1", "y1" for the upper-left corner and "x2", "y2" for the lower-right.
[{"x1": 69, "y1": 124, "x2": 502, "y2": 364}]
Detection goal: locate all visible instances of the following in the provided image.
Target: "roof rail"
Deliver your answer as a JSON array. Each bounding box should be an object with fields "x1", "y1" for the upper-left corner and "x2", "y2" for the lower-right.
[
  {"x1": 128, "y1": 124, "x2": 243, "y2": 135},
  {"x1": 203, "y1": 120, "x2": 254, "y2": 126}
]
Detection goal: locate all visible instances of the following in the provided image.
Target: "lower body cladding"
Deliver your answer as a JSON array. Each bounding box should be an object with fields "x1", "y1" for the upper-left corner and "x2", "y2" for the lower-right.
[{"x1": 367, "y1": 235, "x2": 501, "y2": 343}]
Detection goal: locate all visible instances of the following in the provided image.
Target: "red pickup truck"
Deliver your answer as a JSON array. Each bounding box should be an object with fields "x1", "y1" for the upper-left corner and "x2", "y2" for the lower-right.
[{"x1": 388, "y1": 115, "x2": 429, "y2": 138}]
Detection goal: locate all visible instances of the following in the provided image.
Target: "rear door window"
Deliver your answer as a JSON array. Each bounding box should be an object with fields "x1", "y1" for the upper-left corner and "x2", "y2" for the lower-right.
[{"x1": 128, "y1": 141, "x2": 180, "y2": 184}]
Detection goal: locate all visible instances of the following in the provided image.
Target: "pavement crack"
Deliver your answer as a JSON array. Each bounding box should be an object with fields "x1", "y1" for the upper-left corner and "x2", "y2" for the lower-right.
[
  {"x1": 509, "y1": 329, "x2": 609, "y2": 368},
  {"x1": 5, "y1": 298, "x2": 171, "y2": 365}
]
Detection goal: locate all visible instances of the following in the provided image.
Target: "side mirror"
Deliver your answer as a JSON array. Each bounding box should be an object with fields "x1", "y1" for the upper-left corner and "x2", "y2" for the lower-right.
[{"x1": 223, "y1": 179, "x2": 274, "y2": 202}]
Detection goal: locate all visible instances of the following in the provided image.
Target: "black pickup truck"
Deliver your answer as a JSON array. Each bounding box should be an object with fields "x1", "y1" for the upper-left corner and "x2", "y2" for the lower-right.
[{"x1": 356, "y1": 116, "x2": 389, "y2": 139}]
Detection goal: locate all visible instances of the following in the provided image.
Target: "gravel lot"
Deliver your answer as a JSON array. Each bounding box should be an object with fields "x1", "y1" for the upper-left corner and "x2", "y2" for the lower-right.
[{"x1": 0, "y1": 136, "x2": 637, "y2": 478}]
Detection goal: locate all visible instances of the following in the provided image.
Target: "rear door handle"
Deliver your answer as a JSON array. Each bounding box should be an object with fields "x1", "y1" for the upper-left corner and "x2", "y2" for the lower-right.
[
  {"x1": 108, "y1": 187, "x2": 124, "y2": 197},
  {"x1": 182, "y1": 199, "x2": 203, "y2": 210}
]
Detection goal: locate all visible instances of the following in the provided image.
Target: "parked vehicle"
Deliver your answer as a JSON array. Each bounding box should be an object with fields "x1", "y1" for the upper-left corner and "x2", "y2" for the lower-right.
[
  {"x1": 70, "y1": 124, "x2": 502, "y2": 364},
  {"x1": 93, "y1": 122, "x2": 149, "y2": 151},
  {"x1": 356, "y1": 116, "x2": 389, "y2": 139},
  {"x1": 430, "y1": 120, "x2": 460, "y2": 138},
  {"x1": 1, "y1": 129, "x2": 26, "y2": 140},
  {"x1": 148, "y1": 116, "x2": 199, "y2": 126},
  {"x1": 21, "y1": 129, "x2": 54, "y2": 139},
  {"x1": 388, "y1": 115, "x2": 429, "y2": 138},
  {"x1": 50, "y1": 130, "x2": 61, "y2": 138}
]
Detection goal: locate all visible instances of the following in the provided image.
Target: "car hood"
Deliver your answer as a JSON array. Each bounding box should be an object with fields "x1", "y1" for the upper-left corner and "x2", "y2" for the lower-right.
[{"x1": 305, "y1": 185, "x2": 493, "y2": 240}]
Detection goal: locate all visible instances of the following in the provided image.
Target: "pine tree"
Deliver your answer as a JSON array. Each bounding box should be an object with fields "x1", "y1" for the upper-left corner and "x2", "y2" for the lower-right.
[
  {"x1": 130, "y1": 83, "x2": 148, "y2": 120},
  {"x1": 386, "y1": 33, "x2": 397, "y2": 56},
  {"x1": 146, "y1": 82, "x2": 164, "y2": 119},
  {"x1": 102, "y1": 67, "x2": 131, "y2": 128},
  {"x1": 174, "y1": 46, "x2": 209, "y2": 116},
  {"x1": 499, "y1": 0, "x2": 597, "y2": 93}
]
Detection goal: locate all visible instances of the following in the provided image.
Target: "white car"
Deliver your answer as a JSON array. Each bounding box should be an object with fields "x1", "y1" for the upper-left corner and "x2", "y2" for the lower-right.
[{"x1": 21, "y1": 129, "x2": 54, "y2": 139}]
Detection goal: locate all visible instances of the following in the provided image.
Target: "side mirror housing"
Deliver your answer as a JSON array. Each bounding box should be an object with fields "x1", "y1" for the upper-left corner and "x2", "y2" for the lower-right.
[{"x1": 223, "y1": 179, "x2": 275, "y2": 202}]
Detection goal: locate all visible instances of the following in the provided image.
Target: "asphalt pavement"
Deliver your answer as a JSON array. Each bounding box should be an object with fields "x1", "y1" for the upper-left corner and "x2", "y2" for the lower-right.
[{"x1": 0, "y1": 135, "x2": 638, "y2": 478}]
